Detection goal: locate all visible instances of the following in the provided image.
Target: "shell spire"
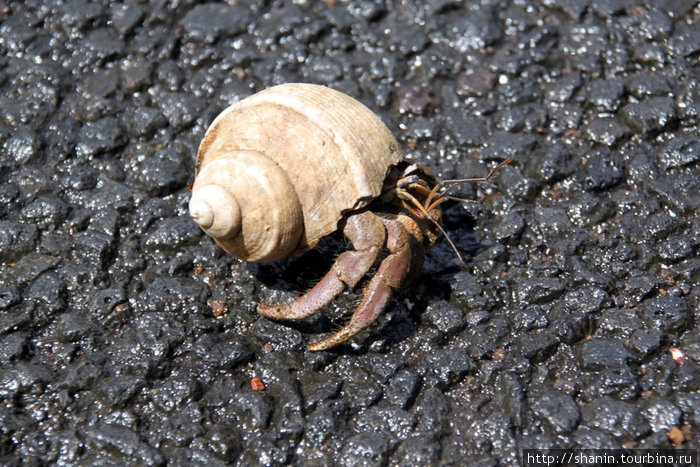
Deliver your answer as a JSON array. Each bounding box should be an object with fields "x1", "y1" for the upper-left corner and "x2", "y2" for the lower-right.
[{"x1": 189, "y1": 184, "x2": 241, "y2": 239}]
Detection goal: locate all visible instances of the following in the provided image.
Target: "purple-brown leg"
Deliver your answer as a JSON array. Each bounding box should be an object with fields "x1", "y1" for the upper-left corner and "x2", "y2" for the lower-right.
[
  {"x1": 257, "y1": 211, "x2": 386, "y2": 320},
  {"x1": 307, "y1": 216, "x2": 422, "y2": 351}
]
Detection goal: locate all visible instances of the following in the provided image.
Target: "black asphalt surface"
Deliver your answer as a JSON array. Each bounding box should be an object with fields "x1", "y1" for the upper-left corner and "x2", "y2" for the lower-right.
[{"x1": 0, "y1": 1, "x2": 698, "y2": 465}]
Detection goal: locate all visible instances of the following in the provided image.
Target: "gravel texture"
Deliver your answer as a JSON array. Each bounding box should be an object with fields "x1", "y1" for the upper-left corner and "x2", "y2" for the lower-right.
[{"x1": 0, "y1": 0, "x2": 698, "y2": 465}]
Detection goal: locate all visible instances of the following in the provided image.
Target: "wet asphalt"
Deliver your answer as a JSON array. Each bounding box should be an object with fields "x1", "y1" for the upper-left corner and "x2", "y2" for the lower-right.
[{"x1": 0, "y1": 0, "x2": 698, "y2": 465}]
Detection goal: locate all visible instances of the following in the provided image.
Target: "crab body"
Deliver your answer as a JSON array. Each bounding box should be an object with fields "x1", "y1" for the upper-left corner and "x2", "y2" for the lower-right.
[
  {"x1": 189, "y1": 84, "x2": 507, "y2": 350},
  {"x1": 258, "y1": 161, "x2": 441, "y2": 350}
]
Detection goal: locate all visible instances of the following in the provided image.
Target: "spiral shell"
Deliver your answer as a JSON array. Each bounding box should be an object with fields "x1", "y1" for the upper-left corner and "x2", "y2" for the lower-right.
[{"x1": 189, "y1": 83, "x2": 404, "y2": 262}]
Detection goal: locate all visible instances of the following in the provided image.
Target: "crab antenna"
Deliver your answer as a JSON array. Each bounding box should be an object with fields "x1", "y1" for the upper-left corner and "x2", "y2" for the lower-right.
[
  {"x1": 423, "y1": 158, "x2": 512, "y2": 208},
  {"x1": 399, "y1": 159, "x2": 513, "y2": 266},
  {"x1": 398, "y1": 189, "x2": 467, "y2": 266},
  {"x1": 438, "y1": 158, "x2": 513, "y2": 199},
  {"x1": 398, "y1": 188, "x2": 433, "y2": 220},
  {"x1": 429, "y1": 192, "x2": 502, "y2": 208},
  {"x1": 413, "y1": 158, "x2": 513, "y2": 265},
  {"x1": 424, "y1": 181, "x2": 445, "y2": 212},
  {"x1": 431, "y1": 217, "x2": 466, "y2": 265}
]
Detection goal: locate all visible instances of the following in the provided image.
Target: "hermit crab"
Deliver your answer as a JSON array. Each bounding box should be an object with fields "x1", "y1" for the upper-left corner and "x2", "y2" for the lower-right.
[{"x1": 189, "y1": 83, "x2": 510, "y2": 351}]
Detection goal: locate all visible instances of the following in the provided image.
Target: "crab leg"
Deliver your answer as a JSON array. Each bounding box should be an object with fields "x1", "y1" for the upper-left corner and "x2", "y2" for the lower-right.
[
  {"x1": 257, "y1": 211, "x2": 385, "y2": 320},
  {"x1": 308, "y1": 217, "x2": 416, "y2": 351}
]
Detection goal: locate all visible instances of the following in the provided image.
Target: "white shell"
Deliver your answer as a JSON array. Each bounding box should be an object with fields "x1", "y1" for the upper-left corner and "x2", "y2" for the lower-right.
[{"x1": 190, "y1": 83, "x2": 404, "y2": 262}]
